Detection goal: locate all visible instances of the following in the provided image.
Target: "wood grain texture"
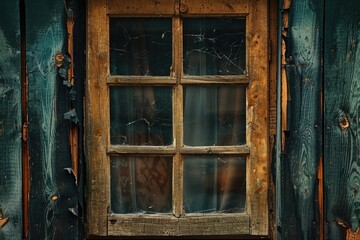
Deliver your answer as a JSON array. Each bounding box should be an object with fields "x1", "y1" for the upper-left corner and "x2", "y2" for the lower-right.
[
  {"x1": 180, "y1": 0, "x2": 248, "y2": 16},
  {"x1": 324, "y1": 1, "x2": 360, "y2": 239},
  {"x1": 282, "y1": 0, "x2": 323, "y2": 239},
  {"x1": 247, "y1": 0, "x2": 269, "y2": 235},
  {"x1": 107, "y1": 214, "x2": 250, "y2": 236},
  {"x1": 0, "y1": 1, "x2": 23, "y2": 239},
  {"x1": 87, "y1": 0, "x2": 269, "y2": 237},
  {"x1": 26, "y1": 1, "x2": 79, "y2": 239},
  {"x1": 107, "y1": 0, "x2": 175, "y2": 15},
  {"x1": 86, "y1": 0, "x2": 109, "y2": 236}
]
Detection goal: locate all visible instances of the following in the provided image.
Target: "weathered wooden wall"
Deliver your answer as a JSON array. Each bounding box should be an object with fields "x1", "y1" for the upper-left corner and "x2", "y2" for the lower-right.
[
  {"x1": 0, "y1": 1, "x2": 23, "y2": 239},
  {"x1": 26, "y1": 0, "x2": 83, "y2": 239},
  {"x1": 0, "y1": 1, "x2": 85, "y2": 239},
  {"x1": 324, "y1": 0, "x2": 360, "y2": 239},
  {"x1": 1, "y1": 0, "x2": 360, "y2": 239},
  {"x1": 282, "y1": 0, "x2": 360, "y2": 240},
  {"x1": 282, "y1": 0, "x2": 323, "y2": 239}
]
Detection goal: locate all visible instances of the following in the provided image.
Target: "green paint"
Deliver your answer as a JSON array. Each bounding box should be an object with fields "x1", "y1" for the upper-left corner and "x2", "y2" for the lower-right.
[
  {"x1": 282, "y1": 0, "x2": 323, "y2": 239},
  {"x1": 324, "y1": 0, "x2": 360, "y2": 239},
  {"x1": 26, "y1": 0, "x2": 79, "y2": 239},
  {"x1": 0, "y1": 1, "x2": 23, "y2": 239}
]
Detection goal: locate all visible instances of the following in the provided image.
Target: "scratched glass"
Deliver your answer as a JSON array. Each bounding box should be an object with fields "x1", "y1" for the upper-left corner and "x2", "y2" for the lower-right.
[
  {"x1": 183, "y1": 18, "x2": 246, "y2": 76},
  {"x1": 110, "y1": 87, "x2": 173, "y2": 145},
  {"x1": 111, "y1": 156, "x2": 173, "y2": 214},
  {"x1": 110, "y1": 18, "x2": 172, "y2": 76},
  {"x1": 183, "y1": 156, "x2": 246, "y2": 213},
  {"x1": 183, "y1": 86, "x2": 246, "y2": 146}
]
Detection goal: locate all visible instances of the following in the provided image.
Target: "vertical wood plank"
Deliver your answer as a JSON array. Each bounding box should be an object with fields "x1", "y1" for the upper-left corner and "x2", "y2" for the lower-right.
[
  {"x1": 0, "y1": 1, "x2": 23, "y2": 239},
  {"x1": 26, "y1": 1, "x2": 79, "y2": 239},
  {"x1": 248, "y1": 0, "x2": 269, "y2": 235},
  {"x1": 268, "y1": 0, "x2": 279, "y2": 238},
  {"x1": 86, "y1": 0, "x2": 109, "y2": 236},
  {"x1": 324, "y1": 0, "x2": 360, "y2": 239},
  {"x1": 282, "y1": 0, "x2": 323, "y2": 239}
]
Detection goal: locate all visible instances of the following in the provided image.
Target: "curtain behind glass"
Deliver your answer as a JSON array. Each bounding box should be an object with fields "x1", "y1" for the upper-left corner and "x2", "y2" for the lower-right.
[
  {"x1": 183, "y1": 18, "x2": 246, "y2": 213},
  {"x1": 110, "y1": 19, "x2": 173, "y2": 214}
]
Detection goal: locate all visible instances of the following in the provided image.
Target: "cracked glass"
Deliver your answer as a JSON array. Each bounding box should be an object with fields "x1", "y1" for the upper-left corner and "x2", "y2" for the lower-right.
[
  {"x1": 183, "y1": 18, "x2": 246, "y2": 76},
  {"x1": 110, "y1": 18, "x2": 172, "y2": 76},
  {"x1": 110, "y1": 87, "x2": 173, "y2": 145}
]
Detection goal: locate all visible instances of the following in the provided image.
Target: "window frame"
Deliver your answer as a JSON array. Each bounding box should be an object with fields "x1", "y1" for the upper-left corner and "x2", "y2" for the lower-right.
[{"x1": 86, "y1": 0, "x2": 269, "y2": 237}]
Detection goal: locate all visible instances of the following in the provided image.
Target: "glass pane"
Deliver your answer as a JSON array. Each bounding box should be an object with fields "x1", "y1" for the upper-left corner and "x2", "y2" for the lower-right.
[
  {"x1": 110, "y1": 18, "x2": 172, "y2": 76},
  {"x1": 111, "y1": 156, "x2": 173, "y2": 214},
  {"x1": 110, "y1": 87, "x2": 173, "y2": 145},
  {"x1": 183, "y1": 156, "x2": 246, "y2": 213},
  {"x1": 184, "y1": 86, "x2": 246, "y2": 146},
  {"x1": 183, "y1": 18, "x2": 246, "y2": 75}
]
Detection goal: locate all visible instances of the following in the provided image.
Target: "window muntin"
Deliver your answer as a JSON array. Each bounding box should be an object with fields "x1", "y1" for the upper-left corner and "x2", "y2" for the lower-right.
[{"x1": 109, "y1": 17, "x2": 248, "y2": 218}]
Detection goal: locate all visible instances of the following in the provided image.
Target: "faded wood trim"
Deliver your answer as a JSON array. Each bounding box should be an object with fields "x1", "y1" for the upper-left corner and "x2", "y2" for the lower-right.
[
  {"x1": 173, "y1": 15, "x2": 183, "y2": 217},
  {"x1": 86, "y1": 0, "x2": 109, "y2": 236},
  {"x1": 181, "y1": 75, "x2": 249, "y2": 85},
  {"x1": 107, "y1": 76, "x2": 175, "y2": 85},
  {"x1": 268, "y1": 0, "x2": 278, "y2": 238},
  {"x1": 107, "y1": 0, "x2": 175, "y2": 16},
  {"x1": 247, "y1": 0, "x2": 269, "y2": 235},
  {"x1": 107, "y1": 214, "x2": 250, "y2": 236},
  {"x1": 107, "y1": 146, "x2": 176, "y2": 155},
  {"x1": 180, "y1": 146, "x2": 250, "y2": 155},
  {"x1": 180, "y1": 0, "x2": 249, "y2": 16}
]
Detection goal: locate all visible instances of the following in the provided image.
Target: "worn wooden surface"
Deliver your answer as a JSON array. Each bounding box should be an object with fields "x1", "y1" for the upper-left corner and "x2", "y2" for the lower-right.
[
  {"x1": 86, "y1": 0, "x2": 110, "y2": 236},
  {"x1": 324, "y1": 0, "x2": 360, "y2": 239},
  {"x1": 0, "y1": 1, "x2": 23, "y2": 239},
  {"x1": 282, "y1": 0, "x2": 323, "y2": 239},
  {"x1": 247, "y1": 0, "x2": 269, "y2": 235},
  {"x1": 180, "y1": 0, "x2": 248, "y2": 15},
  {"x1": 88, "y1": 0, "x2": 269, "y2": 237},
  {"x1": 108, "y1": 214, "x2": 250, "y2": 236},
  {"x1": 26, "y1": 1, "x2": 79, "y2": 239},
  {"x1": 107, "y1": 0, "x2": 175, "y2": 15}
]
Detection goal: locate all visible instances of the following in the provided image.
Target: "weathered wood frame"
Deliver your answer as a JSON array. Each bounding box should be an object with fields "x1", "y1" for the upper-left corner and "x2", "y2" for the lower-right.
[{"x1": 86, "y1": 0, "x2": 269, "y2": 237}]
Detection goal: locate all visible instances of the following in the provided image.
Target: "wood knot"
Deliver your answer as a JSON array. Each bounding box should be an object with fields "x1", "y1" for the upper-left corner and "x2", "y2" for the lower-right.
[{"x1": 338, "y1": 112, "x2": 350, "y2": 130}]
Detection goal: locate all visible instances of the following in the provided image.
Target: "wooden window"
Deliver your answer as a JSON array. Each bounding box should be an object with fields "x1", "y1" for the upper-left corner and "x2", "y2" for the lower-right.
[{"x1": 86, "y1": 0, "x2": 269, "y2": 237}]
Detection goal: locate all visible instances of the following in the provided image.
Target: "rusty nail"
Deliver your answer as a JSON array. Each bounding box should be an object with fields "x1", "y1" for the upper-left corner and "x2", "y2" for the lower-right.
[{"x1": 180, "y1": 3, "x2": 188, "y2": 13}]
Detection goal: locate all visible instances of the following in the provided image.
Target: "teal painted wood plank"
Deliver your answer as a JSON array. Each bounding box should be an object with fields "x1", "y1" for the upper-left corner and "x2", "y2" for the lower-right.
[
  {"x1": 0, "y1": 1, "x2": 23, "y2": 239},
  {"x1": 324, "y1": 0, "x2": 360, "y2": 239},
  {"x1": 26, "y1": 1, "x2": 79, "y2": 239},
  {"x1": 282, "y1": 0, "x2": 323, "y2": 239}
]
